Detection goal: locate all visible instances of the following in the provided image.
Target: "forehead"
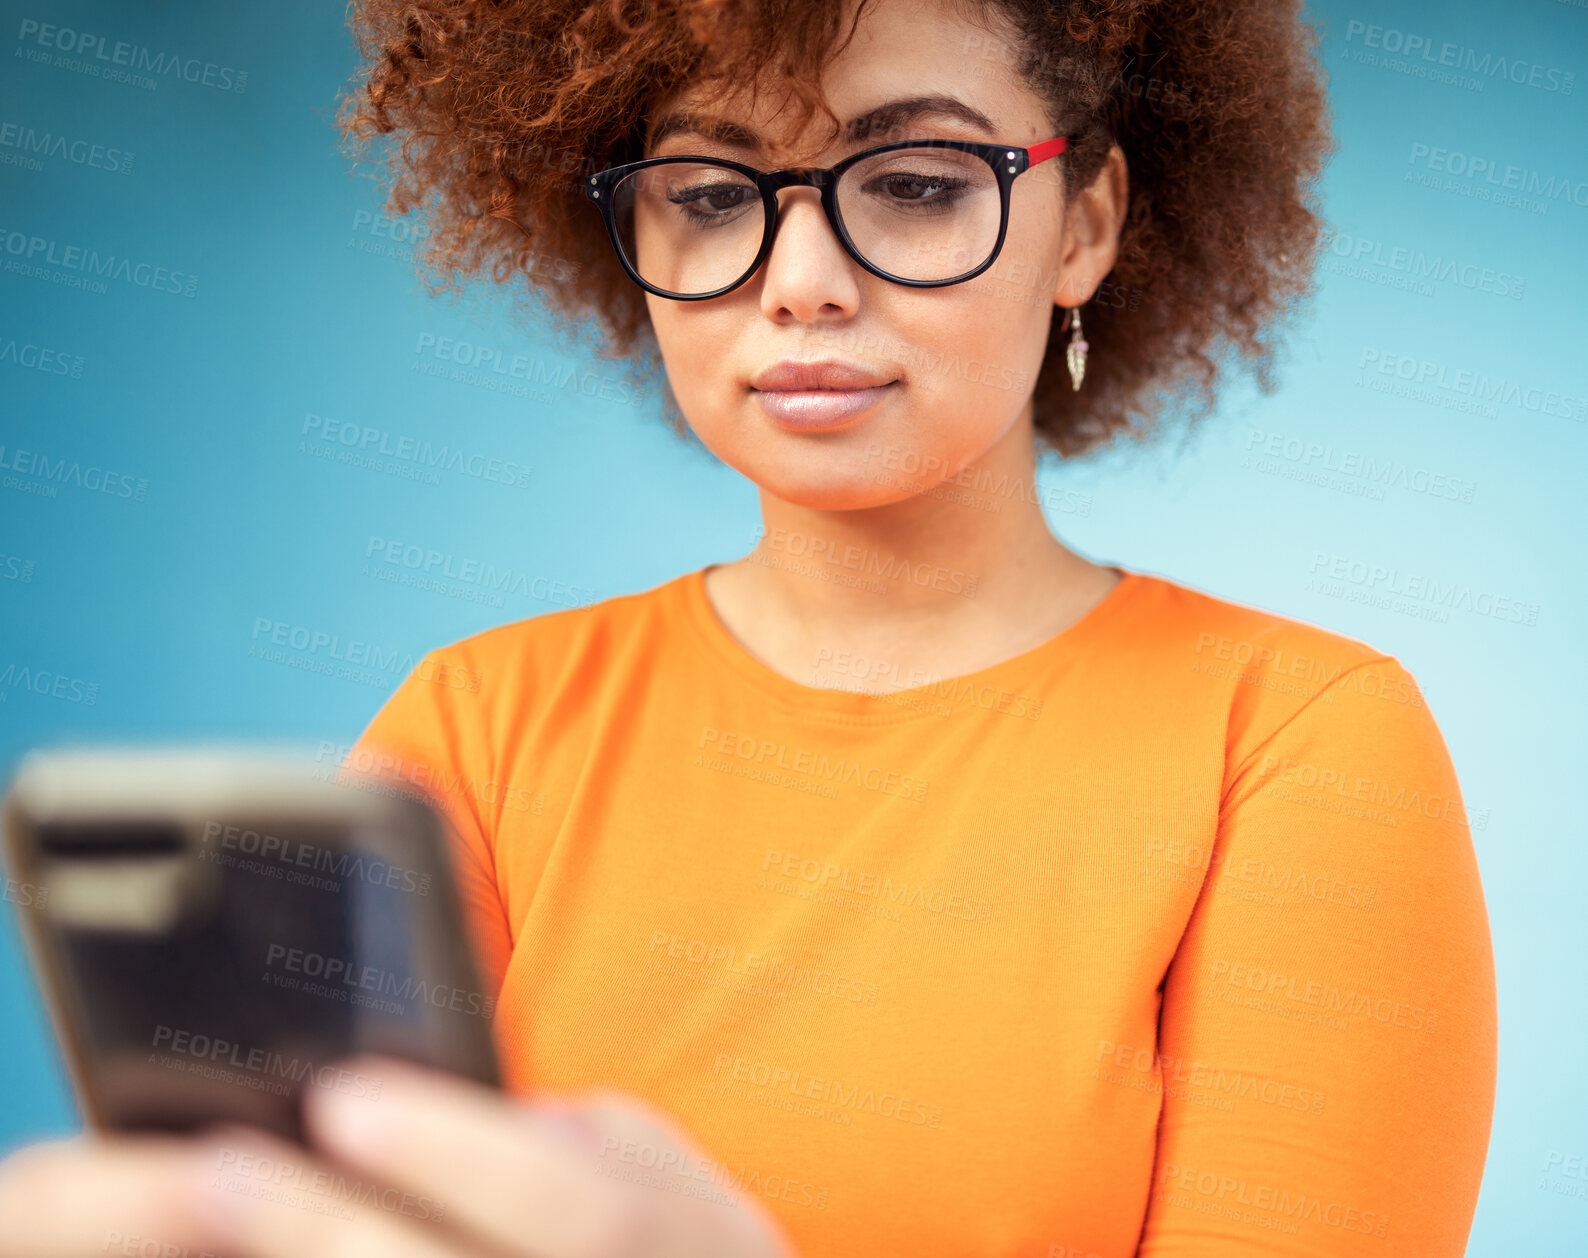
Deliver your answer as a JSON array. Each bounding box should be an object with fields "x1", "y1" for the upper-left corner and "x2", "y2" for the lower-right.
[{"x1": 644, "y1": 0, "x2": 1038, "y2": 160}]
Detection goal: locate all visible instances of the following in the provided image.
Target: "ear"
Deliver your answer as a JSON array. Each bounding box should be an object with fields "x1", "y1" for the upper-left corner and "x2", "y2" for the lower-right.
[{"x1": 1051, "y1": 144, "x2": 1129, "y2": 309}]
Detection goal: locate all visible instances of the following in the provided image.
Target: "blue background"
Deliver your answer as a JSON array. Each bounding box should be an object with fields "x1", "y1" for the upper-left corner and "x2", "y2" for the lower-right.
[{"x1": 2, "y1": 2, "x2": 1584, "y2": 1251}]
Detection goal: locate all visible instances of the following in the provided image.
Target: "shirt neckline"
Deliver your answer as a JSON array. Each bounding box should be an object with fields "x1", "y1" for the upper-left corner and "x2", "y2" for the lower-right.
[{"x1": 675, "y1": 561, "x2": 1145, "y2": 723}]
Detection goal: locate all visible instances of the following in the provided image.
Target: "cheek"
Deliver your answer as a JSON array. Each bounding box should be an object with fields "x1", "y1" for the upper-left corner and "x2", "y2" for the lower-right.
[
  {"x1": 884, "y1": 282, "x2": 1049, "y2": 441},
  {"x1": 647, "y1": 301, "x2": 731, "y2": 424}
]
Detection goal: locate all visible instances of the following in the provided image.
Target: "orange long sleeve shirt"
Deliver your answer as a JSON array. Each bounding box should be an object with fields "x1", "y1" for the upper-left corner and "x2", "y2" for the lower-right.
[{"x1": 342, "y1": 564, "x2": 1496, "y2": 1257}]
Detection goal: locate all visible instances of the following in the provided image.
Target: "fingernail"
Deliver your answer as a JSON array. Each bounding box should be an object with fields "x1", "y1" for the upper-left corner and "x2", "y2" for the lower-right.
[
  {"x1": 525, "y1": 1098, "x2": 600, "y2": 1154},
  {"x1": 185, "y1": 1137, "x2": 251, "y2": 1242},
  {"x1": 304, "y1": 1069, "x2": 398, "y2": 1157}
]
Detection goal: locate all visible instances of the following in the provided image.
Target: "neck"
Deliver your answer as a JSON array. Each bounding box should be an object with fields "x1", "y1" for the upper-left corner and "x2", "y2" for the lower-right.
[{"x1": 724, "y1": 400, "x2": 1110, "y2": 686}]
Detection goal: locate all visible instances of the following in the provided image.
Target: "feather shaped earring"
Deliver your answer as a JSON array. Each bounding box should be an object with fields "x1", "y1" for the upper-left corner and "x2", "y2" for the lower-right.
[{"x1": 1063, "y1": 305, "x2": 1089, "y2": 392}]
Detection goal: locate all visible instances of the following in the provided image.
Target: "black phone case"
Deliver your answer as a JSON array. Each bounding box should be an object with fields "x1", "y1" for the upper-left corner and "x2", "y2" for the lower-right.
[{"x1": 2, "y1": 750, "x2": 501, "y2": 1143}]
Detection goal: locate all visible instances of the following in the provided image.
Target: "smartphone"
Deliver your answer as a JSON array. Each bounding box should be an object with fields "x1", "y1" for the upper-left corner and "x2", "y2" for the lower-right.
[{"x1": 1, "y1": 744, "x2": 500, "y2": 1142}]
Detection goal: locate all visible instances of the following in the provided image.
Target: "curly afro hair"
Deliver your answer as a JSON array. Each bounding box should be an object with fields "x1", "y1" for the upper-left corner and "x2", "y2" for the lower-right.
[{"x1": 337, "y1": 0, "x2": 1332, "y2": 459}]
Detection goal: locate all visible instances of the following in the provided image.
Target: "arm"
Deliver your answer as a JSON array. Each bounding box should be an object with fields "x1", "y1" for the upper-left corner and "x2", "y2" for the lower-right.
[
  {"x1": 340, "y1": 648, "x2": 514, "y2": 996},
  {"x1": 0, "y1": 650, "x2": 799, "y2": 1258},
  {"x1": 1137, "y1": 657, "x2": 1497, "y2": 1255},
  {"x1": 0, "y1": 1058, "x2": 799, "y2": 1258}
]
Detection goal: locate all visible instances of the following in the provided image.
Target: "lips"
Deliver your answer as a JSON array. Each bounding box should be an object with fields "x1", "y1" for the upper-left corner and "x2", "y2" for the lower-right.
[
  {"x1": 750, "y1": 359, "x2": 898, "y2": 392},
  {"x1": 749, "y1": 359, "x2": 900, "y2": 430}
]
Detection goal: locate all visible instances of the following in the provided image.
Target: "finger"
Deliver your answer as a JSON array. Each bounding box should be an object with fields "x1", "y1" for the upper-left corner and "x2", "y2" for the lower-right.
[
  {"x1": 300, "y1": 1056, "x2": 636, "y2": 1257},
  {"x1": 0, "y1": 1133, "x2": 221, "y2": 1258},
  {"x1": 181, "y1": 1123, "x2": 470, "y2": 1258}
]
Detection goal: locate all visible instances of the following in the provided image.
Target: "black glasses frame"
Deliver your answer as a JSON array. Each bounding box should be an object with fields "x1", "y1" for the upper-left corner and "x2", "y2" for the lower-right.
[{"x1": 583, "y1": 136, "x2": 1070, "y2": 301}]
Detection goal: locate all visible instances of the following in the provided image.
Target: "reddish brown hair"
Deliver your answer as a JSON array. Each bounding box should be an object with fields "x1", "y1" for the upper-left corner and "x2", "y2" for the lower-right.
[{"x1": 337, "y1": 0, "x2": 1331, "y2": 457}]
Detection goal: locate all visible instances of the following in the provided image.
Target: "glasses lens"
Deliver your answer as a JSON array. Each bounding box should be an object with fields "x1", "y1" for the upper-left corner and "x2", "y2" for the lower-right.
[
  {"x1": 613, "y1": 160, "x2": 764, "y2": 296},
  {"x1": 837, "y1": 145, "x2": 1001, "y2": 282}
]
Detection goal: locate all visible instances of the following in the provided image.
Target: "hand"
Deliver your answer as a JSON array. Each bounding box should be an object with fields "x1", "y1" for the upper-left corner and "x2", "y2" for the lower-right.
[{"x1": 0, "y1": 1055, "x2": 800, "y2": 1258}]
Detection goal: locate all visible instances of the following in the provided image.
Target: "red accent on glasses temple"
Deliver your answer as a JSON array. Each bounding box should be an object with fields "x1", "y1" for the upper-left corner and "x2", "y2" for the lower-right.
[{"x1": 1024, "y1": 137, "x2": 1069, "y2": 167}]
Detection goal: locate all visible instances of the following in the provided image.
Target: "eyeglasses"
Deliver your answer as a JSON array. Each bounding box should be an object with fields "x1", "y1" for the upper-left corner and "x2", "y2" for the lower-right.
[{"x1": 584, "y1": 136, "x2": 1070, "y2": 301}]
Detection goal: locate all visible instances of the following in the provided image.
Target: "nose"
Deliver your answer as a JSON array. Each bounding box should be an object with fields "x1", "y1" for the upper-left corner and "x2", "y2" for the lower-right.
[{"x1": 756, "y1": 185, "x2": 862, "y2": 323}]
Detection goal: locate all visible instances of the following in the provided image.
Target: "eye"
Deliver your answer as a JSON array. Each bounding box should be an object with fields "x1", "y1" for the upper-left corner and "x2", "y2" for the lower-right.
[
  {"x1": 668, "y1": 180, "x2": 757, "y2": 225},
  {"x1": 673, "y1": 183, "x2": 752, "y2": 211},
  {"x1": 862, "y1": 171, "x2": 972, "y2": 214},
  {"x1": 882, "y1": 174, "x2": 960, "y2": 200}
]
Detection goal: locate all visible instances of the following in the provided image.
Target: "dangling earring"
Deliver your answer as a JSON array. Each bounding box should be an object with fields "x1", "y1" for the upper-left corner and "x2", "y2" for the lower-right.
[{"x1": 1064, "y1": 305, "x2": 1089, "y2": 392}]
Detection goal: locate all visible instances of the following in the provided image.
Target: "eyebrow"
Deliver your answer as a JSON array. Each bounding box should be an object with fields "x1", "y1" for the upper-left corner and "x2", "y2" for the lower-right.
[{"x1": 645, "y1": 94, "x2": 1000, "y2": 155}]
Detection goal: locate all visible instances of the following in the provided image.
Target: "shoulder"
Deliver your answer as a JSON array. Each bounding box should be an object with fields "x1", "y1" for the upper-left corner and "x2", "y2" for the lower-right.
[
  {"x1": 1114, "y1": 565, "x2": 1401, "y2": 688},
  {"x1": 411, "y1": 568, "x2": 695, "y2": 700},
  {"x1": 1112, "y1": 567, "x2": 1440, "y2": 773},
  {"x1": 351, "y1": 571, "x2": 694, "y2": 778}
]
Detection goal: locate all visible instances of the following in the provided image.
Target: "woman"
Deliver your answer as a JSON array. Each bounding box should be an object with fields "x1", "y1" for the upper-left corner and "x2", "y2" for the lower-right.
[{"x1": 0, "y1": 0, "x2": 1497, "y2": 1255}]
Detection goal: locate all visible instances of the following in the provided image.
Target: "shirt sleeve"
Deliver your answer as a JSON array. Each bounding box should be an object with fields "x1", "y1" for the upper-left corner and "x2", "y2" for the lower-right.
[
  {"x1": 338, "y1": 650, "x2": 514, "y2": 998},
  {"x1": 1136, "y1": 656, "x2": 1497, "y2": 1256}
]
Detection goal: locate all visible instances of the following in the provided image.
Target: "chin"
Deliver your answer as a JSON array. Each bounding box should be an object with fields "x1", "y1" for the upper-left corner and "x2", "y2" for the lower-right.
[
  {"x1": 689, "y1": 403, "x2": 978, "y2": 511},
  {"x1": 731, "y1": 450, "x2": 926, "y2": 512},
  {"x1": 764, "y1": 480, "x2": 907, "y2": 511}
]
